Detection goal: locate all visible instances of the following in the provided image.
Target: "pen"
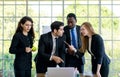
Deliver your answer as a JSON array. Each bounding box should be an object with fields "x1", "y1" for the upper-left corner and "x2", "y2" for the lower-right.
[{"x1": 64, "y1": 41, "x2": 70, "y2": 46}]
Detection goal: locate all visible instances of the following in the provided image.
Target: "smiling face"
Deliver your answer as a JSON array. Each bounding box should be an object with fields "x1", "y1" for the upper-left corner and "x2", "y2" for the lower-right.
[
  {"x1": 81, "y1": 25, "x2": 89, "y2": 37},
  {"x1": 80, "y1": 22, "x2": 95, "y2": 37},
  {"x1": 67, "y1": 17, "x2": 76, "y2": 28},
  {"x1": 21, "y1": 20, "x2": 32, "y2": 33}
]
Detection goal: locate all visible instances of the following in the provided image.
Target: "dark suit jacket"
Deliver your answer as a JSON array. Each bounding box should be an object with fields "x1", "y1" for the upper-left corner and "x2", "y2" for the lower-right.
[
  {"x1": 35, "y1": 32, "x2": 66, "y2": 72},
  {"x1": 88, "y1": 34, "x2": 110, "y2": 73},
  {"x1": 9, "y1": 32, "x2": 33, "y2": 70},
  {"x1": 64, "y1": 25, "x2": 85, "y2": 65}
]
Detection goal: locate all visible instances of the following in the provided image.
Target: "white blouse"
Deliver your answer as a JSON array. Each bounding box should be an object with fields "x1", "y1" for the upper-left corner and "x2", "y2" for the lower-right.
[{"x1": 88, "y1": 37, "x2": 95, "y2": 57}]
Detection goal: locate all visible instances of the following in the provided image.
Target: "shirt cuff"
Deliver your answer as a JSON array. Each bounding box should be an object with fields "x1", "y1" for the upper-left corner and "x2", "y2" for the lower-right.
[
  {"x1": 65, "y1": 48, "x2": 68, "y2": 53},
  {"x1": 49, "y1": 55, "x2": 53, "y2": 61},
  {"x1": 74, "y1": 49, "x2": 77, "y2": 53}
]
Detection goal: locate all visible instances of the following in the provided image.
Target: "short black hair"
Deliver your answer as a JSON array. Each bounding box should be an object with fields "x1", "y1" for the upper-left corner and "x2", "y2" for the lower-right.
[
  {"x1": 67, "y1": 13, "x2": 77, "y2": 21},
  {"x1": 51, "y1": 21, "x2": 64, "y2": 32}
]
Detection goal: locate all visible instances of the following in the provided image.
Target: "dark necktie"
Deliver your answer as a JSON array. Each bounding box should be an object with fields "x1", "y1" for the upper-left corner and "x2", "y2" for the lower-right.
[
  {"x1": 54, "y1": 38, "x2": 58, "y2": 56},
  {"x1": 71, "y1": 28, "x2": 77, "y2": 48}
]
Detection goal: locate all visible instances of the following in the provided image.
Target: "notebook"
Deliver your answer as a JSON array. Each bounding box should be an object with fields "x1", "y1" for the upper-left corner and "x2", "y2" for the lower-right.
[{"x1": 47, "y1": 67, "x2": 75, "y2": 77}]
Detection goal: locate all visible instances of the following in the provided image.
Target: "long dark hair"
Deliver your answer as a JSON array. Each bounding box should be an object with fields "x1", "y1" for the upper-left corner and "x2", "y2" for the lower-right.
[{"x1": 15, "y1": 16, "x2": 35, "y2": 39}]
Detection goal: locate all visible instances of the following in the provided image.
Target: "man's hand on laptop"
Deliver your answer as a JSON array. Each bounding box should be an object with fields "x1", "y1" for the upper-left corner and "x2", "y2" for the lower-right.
[{"x1": 51, "y1": 55, "x2": 64, "y2": 64}]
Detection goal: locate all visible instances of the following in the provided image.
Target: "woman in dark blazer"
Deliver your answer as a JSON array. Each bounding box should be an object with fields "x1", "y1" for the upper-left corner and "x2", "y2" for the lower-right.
[
  {"x1": 80, "y1": 22, "x2": 110, "y2": 77},
  {"x1": 9, "y1": 16, "x2": 35, "y2": 77}
]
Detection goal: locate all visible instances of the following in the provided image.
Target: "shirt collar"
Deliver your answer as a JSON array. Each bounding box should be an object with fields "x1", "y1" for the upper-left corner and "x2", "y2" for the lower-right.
[
  {"x1": 71, "y1": 26, "x2": 76, "y2": 30},
  {"x1": 51, "y1": 33, "x2": 58, "y2": 39}
]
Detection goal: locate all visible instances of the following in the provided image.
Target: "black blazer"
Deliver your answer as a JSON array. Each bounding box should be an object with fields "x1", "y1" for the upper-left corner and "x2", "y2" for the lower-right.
[
  {"x1": 35, "y1": 32, "x2": 66, "y2": 67},
  {"x1": 64, "y1": 25, "x2": 85, "y2": 65},
  {"x1": 88, "y1": 34, "x2": 110, "y2": 73},
  {"x1": 9, "y1": 32, "x2": 33, "y2": 70}
]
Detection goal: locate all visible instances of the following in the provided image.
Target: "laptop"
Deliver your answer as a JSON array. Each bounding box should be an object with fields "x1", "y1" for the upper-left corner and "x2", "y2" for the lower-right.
[{"x1": 47, "y1": 67, "x2": 75, "y2": 77}]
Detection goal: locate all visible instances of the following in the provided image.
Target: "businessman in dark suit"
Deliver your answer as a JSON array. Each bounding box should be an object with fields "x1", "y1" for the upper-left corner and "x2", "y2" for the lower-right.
[
  {"x1": 64, "y1": 13, "x2": 85, "y2": 76},
  {"x1": 34, "y1": 21, "x2": 65, "y2": 77}
]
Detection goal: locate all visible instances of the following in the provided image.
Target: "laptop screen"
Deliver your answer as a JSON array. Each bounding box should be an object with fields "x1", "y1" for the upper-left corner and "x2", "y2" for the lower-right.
[{"x1": 47, "y1": 67, "x2": 75, "y2": 77}]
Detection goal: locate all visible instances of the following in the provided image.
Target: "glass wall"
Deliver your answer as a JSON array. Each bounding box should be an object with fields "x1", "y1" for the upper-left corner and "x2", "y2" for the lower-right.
[{"x1": 0, "y1": 0, "x2": 120, "y2": 77}]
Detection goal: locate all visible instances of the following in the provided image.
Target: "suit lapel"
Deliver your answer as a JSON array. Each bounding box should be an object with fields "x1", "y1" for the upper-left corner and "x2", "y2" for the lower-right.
[
  {"x1": 66, "y1": 27, "x2": 71, "y2": 44},
  {"x1": 48, "y1": 32, "x2": 53, "y2": 51},
  {"x1": 76, "y1": 26, "x2": 81, "y2": 48}
]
